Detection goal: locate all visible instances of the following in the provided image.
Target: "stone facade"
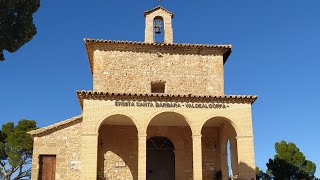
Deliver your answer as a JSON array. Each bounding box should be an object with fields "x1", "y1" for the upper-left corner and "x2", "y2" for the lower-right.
[
  {"x1": 30, "y1": 118, "x2": 82, "y2": 180},
  {"x1": 92, "y1": 49, "x2": 225, "y2": 95},
  {"x1": 29, "y1": 5, "x2": 257, "y2": 180}
]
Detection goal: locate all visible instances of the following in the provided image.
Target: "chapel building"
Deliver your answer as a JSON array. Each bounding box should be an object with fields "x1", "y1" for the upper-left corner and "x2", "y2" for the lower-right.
[{"x1": 29, "y1": 6, "x2": 257, "y2": 180}]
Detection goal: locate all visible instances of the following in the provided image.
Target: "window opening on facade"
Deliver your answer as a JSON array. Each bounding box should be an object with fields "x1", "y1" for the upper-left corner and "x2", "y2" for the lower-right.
[{"x1": 151, "y1": 81, "x2": 165, "y2": 93}]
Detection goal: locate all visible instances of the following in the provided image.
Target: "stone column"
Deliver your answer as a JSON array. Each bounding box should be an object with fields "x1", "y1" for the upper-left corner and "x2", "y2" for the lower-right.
[
  {"x1": 80, "y1": 133, "x2": 98, "y2": 180},
  {"x1": 138, "y1": 134, "x2": 147, "y2": 180},
  {"x1": 192, "y1": 134, "x2": 203, "y2": 180},
  {"x1": 237, "y1": 136, "x2": 256, "y2": 180}
]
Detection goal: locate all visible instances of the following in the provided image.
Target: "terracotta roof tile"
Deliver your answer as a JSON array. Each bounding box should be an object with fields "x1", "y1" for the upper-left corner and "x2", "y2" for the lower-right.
[
  {"x1": 76, "y1": 90, "x2": 257, "y2": 108},
  {"x1": 84, "y1": 38, "x2": 232, "y2": 49},
  {"x1": 28, "y1": 115, "x2": 82, "y2": 137}
]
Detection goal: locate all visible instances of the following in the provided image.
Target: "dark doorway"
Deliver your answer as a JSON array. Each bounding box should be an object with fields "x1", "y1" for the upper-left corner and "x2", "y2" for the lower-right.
[
  {"x1": 147, "y1": 136, "x2": 175, "y2": 180},
  {"x1": 38, "y1": 155, "x2": 56, "y2": 180}
]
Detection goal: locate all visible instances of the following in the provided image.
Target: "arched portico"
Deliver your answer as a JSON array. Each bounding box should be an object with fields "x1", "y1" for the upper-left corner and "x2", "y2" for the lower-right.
[
  {"x1": 78, "y1": 91, "x2": 257, "y2": 180},
  {"x1": 201, "y1": 117, "x2": 238, "y2": 180}
]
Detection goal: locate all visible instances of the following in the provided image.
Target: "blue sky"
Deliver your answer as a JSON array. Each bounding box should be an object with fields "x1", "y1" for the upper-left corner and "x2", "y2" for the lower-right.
[{"x1": 0, "y1": 0, "x2": 319, "y2": 176}]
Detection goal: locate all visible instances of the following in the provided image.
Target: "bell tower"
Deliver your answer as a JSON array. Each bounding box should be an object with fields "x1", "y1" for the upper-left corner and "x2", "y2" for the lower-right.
[{"x1": 144, "y1": 6, "x2": 174, "y2": 43}]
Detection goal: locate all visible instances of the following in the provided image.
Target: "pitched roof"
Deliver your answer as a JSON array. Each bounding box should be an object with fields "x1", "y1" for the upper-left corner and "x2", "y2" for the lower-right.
[
  {"x1": 28, "y1": 115, "x2": 82, "y2": 137},
  {"x1": 77, "y1": 90, "x2": 257, "y2": 108},
  {"x1": 84, "y1": 38, "x2": 232, "y2": 74},
  {"x1": 144, "y1": 6, "x2": 174, "y2": 17}
]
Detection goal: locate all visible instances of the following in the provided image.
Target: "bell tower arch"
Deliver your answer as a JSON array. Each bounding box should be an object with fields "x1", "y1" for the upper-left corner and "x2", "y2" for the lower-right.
[{"x1": 144, "y1": 6, "x2": 174, "y2": 43}]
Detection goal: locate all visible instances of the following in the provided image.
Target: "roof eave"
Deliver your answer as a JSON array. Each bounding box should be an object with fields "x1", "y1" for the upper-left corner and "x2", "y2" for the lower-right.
[
  {"x1": 84, "y1": 38, "x2": 94, "y2": 74},
  {"x1": 77, "y1": 90, "x2": 257, "y2": 104},
  {"x1": 223, "y1": 49, "x2": 232, "y2": 64},
  {"x1": 28, "y1": 115, "x2": 83, "y2": 137}
]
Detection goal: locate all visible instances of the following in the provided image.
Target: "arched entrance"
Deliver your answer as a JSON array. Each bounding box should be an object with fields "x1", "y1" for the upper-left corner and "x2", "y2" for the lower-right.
[
  {"x1": 147, "y1": 136, "x2": 175, "y2": 180},
  {"x1": 146, "y1": 112, "x2": 193, "y2": 180}
]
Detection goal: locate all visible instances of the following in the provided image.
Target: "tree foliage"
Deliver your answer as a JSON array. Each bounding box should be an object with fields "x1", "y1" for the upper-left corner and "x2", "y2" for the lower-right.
[
  {"x1": 0, "y1": 119, "x2": 37, "y2": 180},
  {"x1": 267, "y1": 141, "x2": 317, "y2": 180},
  {"x1": 256, "y1": 166, "x2": 272, "y2": 180},
  {"x1": 0, "y1": 0, "x2": 40, "y2": 61}
]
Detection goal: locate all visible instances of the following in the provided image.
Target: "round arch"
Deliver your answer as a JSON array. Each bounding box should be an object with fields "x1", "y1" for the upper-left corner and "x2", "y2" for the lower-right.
[
  {"x1": 154, "y1": 16, "x2": 164, "y2": 21},
  {"x1": 200, "y1": 116, "x2": 239, "y2": 180},
  {"x1": 96, "y1": 113, "x2": 138, "y2": 133},
  {"x1": 147, "y1": 129, "x2": 186, "y2": 153},
  {"x1": 144, "y1": 110, "x2": 195, "y2": 135},
  {"x1": 200, "y1": 116, "x2": 239, "y2": 136},
  {"x1": 147, "y1": 136, "x2": 175, "y2": 150}
]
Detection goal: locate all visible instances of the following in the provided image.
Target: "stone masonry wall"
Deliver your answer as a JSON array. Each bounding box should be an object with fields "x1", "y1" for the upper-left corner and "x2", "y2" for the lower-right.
[
  {"x1": 93, "y1": 49, "x2": 224, "y2": 95},
  {"x1": 31, "y1": 122, "x2": 82, "y2": 180},
  {"x1": 98, "y1": 125, "x2": 138, "y2": 180},
  {"x1": 202, "y1": 127, "x2": 221, "y2": 180}
]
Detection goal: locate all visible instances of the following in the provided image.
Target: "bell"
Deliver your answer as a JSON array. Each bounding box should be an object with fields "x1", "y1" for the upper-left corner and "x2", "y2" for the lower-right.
[
  {"x1": 154, "y1": 20, "x2": 162, "y2": 34},
  {"x1": 155, "y1": 26, "x2": 161, "y2": 34}
]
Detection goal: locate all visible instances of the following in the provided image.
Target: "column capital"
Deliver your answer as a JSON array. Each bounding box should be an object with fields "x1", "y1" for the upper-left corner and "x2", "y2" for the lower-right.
[
  {"x1": 192, "y1": 134, "x2": 202, "y2": 138},
  {"x1": 236, "y1": 135, "x2": 253, "y2": 139},
  {"x1": 138, "y1": 134, "x2": 147, "y2": 138}
]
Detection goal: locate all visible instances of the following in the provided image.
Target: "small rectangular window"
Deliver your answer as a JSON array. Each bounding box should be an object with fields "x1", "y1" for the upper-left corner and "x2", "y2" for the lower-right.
[{"x1": 151, "y1": 82, "x2": 165, "y2": 93}]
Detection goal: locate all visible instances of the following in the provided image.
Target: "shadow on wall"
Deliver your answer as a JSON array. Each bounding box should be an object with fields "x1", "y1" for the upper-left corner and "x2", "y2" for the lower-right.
[
  {"x1": 236, "y1": 162, "x2": 256, "y2": 180},
  {"x1": 97, "y1": 125, "x2": 138, "y2": 180},
  {"x1": 213, "y1": 162, "x2": 255, "y2": 180}
]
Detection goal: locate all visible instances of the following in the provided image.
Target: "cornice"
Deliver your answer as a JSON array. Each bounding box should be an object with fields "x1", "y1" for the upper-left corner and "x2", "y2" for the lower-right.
[{"x1": 76, "y1": 90, "x2": 257, "y2": 108}]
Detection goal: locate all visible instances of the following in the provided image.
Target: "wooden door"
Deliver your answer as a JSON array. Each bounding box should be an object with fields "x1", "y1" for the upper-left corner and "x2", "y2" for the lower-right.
[
  {"x1": 147, "y1": 150, "x2": 175, "y2": 180},
  {"x1": 39, "y1": 155, "x2": 56, "y2": 180}
]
